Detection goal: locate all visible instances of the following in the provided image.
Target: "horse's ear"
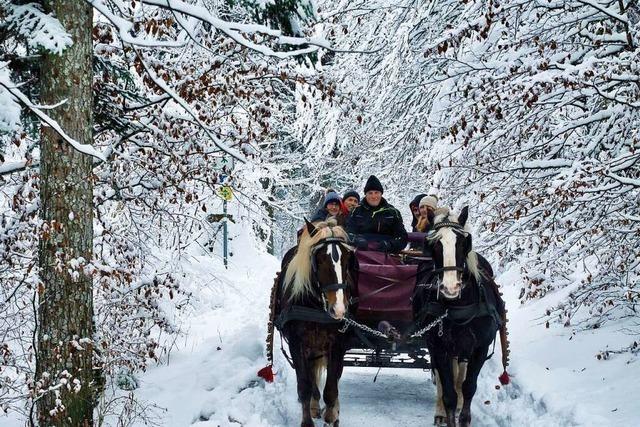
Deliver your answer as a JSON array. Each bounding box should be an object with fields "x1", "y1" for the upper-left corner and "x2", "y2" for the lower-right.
[
  {"x1": 304, "y1": 218, "x2": 317, "y2": 237},
  {"x1": 458, "y1": 206, "x2": 469, "y2": 227}
]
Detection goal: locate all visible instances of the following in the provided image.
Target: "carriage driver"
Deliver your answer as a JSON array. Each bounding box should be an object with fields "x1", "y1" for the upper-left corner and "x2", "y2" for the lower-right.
[{"x1": 346, "y1": 175, "x2": 408, "y2": 252}]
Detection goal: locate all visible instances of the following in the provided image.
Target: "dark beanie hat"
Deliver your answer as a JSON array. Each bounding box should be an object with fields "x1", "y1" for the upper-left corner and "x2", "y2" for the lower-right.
[
  {"x1": 323, "y1": 191, "x2": 342, "y2": 207},
  {"x1": 410, "y1": 193, "x2": 428, "y2": 208},
  {"x1": 343, "y1": 189, "x2": 360, "y2": 202},
  {"x1": 364, "y1": 175, "x2": 383, "y2": 194}
]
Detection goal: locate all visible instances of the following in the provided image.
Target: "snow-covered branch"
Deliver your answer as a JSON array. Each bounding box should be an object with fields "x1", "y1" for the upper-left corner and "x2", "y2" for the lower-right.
[{"x1": 0, "y1": 80, "x2": 106, "y2": 161}]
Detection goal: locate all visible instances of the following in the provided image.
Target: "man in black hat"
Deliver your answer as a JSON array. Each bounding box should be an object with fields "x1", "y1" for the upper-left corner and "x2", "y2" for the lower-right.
[{"x1": 346, "y1": 175, "x2": 407, "y2": 252}]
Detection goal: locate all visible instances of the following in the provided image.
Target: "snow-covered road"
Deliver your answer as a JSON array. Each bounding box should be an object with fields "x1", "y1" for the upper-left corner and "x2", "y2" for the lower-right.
[{"x1": 339, "y1": 367, "x2": 434, "y2": 425}]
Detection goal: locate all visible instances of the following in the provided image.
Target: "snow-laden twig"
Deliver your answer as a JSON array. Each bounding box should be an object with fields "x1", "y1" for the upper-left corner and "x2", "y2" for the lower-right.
[{"x1": 88, "y1": 0, "x2": 329, "y2": 58}]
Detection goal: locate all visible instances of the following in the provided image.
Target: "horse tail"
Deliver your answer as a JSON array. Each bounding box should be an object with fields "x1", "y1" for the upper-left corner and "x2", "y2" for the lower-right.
[
  {"x1": 258, "y1": 274, "x2": 280, "y2": 383},
  {"x1": 493, "y1": 279, "x2": 511, "y2": 384},
  {"x1": 483, "y1": 275, "x2": 511, "y2": 384}
]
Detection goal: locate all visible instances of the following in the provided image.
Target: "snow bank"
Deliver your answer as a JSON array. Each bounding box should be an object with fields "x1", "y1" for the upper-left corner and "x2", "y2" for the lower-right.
[{"x1": 495, "y1": 265, "x2": 639, "y2": 425}]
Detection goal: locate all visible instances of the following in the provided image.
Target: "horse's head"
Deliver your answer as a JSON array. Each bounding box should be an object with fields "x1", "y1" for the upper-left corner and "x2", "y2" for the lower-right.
[
  {"x1": 425, "y1": 206, "x2": 480, "y2": 299},
  {"x1": 284, "y1": 219, "x2": 356, "y2": 320}
]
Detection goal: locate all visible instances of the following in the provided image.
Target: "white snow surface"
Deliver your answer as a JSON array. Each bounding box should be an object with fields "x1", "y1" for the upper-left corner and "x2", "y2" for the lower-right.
[{"x1": 120, "y1": 224, "x2": 639, "y2": 426}]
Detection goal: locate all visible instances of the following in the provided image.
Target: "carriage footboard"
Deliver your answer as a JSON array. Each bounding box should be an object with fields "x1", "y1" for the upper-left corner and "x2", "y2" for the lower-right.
[{"x1": 343, "y1": 332, "x2": 431, "y2": 369}]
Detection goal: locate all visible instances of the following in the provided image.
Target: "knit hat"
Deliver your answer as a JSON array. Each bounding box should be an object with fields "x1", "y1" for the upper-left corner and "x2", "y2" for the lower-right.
[
  {"x1": 419, "y1": 195, "x2": 438, "y2": 210},
  {"x1": 323, "y1": 191, "x2": 342, "y2": 207},
  {"x1": 410, "y1": 193, "x2": 428, "y2": 208},
  {"x1": 363, "y1": 175, "x2": 383, "y2": 194},
  {"x1": 343, "y1": 189, "x2": 360, "y2": 202}
]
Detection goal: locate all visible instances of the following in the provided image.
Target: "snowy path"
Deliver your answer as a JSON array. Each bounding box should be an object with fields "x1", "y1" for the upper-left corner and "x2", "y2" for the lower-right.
[{"x1": 339, "y1": 368, "x2": 434, "y2": 425}]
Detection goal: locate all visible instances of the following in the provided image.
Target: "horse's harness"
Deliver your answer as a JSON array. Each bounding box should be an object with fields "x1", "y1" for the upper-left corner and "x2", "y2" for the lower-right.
[
  {"x1": 275, "y1": 236, "x2": 353, "y2": 330},
  {"x1": 275, "y1": 222, "x2": 505, "y2": 370}
]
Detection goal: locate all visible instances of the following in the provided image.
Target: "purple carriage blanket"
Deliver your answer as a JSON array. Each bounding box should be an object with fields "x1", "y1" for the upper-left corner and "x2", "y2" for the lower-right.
[{"x1": 355, "y1": 251, "x2": 417, "y2": 322}]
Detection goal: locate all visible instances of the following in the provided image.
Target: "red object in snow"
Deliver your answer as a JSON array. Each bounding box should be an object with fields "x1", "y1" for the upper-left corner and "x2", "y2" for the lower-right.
[
  {"x1": 498, "y1": 370, "x2": 510, "y2": 385},
  {"x1": 258, "y1": 365, "x2": 275, "y2": 383}
]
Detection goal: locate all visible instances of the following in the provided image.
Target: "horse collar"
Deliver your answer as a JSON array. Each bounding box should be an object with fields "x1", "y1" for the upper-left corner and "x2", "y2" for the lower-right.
[{"x1": 434, "y1": 221, "x2": 463, "y2": 231}]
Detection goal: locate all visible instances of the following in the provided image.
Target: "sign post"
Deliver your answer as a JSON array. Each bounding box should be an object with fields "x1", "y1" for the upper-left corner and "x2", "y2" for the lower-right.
[
  {"x1": 223, "y1": 198, "x2": 228, "y2": 268},
  {"x1": 219, "y1": 185, "x2": 233, "y2": 268},
  {"x1": 216, "y1": 156, "x2": 234, "y2": 269}
]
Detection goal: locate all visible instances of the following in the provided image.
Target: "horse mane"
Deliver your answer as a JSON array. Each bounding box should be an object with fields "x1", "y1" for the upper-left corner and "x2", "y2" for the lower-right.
[
  {"x1": 427, "y1": 207, "x2": 482, "y2": 282},
  {"x1": 284, "y1": 219, "x2": 349, "y2": 300}
]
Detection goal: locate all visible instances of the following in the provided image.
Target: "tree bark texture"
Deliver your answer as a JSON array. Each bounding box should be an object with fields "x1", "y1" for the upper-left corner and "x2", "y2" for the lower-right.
[{"x1": 36, "y1": 1, "x2": 95, "y2": 425}]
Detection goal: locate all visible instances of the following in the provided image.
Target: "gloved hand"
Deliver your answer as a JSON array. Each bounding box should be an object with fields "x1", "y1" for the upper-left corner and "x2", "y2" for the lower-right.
[
  {"x1": 378, "y1": 240, "x2": 393, "y2": 252},
  {"x1": 349, "y1": 234, "x2": 369, "y2": 249}
]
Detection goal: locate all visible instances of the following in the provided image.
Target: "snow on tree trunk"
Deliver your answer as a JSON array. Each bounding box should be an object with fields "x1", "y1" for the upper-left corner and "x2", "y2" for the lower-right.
[{"x1": 36, "y1": 0, "x2": 95, "y2": 425}]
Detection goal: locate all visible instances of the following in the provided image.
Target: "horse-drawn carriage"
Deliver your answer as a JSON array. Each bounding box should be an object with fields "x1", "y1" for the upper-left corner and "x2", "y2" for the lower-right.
[{"x1": 261, "y1": 209, "x2": 510, "y2": 427}]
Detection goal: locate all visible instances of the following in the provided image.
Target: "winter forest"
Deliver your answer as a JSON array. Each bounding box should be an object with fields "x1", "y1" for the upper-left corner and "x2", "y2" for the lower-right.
[{"x1": 0, "y1": 0, "x2": 639, "y2": 426}]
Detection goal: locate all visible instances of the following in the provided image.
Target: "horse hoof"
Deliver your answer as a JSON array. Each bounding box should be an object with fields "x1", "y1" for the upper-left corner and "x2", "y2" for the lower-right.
[
  {"x1": 434, "y1": 415, "x2": 452, "y2": 427},
  {"x1": 311, "y1": 406, "x2": 322, "y2": 419},
  {"x1": 323, "y1": 421, "x2": 339, "y2": 427}
]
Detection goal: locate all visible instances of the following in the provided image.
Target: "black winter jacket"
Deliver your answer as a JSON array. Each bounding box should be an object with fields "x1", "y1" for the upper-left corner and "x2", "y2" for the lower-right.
[{"x1": 346, "y1": 198, "x2": 408, "y2": 252}]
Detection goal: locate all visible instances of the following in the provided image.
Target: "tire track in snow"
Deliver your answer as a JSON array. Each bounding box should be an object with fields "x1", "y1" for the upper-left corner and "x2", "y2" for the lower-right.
[{"x1": 338, "y1": 367, "x2": 435, "y2": 425}]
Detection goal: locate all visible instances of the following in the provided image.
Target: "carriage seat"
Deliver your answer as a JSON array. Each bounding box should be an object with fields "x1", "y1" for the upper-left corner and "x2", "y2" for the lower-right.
[{"x1": 355, "y1": 251, "x2": 417, "y2": 323}]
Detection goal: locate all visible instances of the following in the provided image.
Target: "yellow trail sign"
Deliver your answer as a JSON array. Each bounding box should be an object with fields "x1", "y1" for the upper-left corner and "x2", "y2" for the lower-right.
[{"x1": 219, "y1": 185, "x2": 233, "y2": 201}]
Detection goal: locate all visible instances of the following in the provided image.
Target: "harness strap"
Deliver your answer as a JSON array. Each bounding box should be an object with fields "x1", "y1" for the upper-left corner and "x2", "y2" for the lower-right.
[
  {"x1": 279, "y1": 333, "x2": 295, "y2": 369},
  {"x1": 352, "y1": 325, "x2": 376, "y2": 349},
  {"x1": 275, "y1": 305, "x2": 342, "y2": 330},
  {"x1": 350, "y1": 281, "x2": 396, "y2": 304},
  {"x1": 420, "y1": 301, "x2": 498, "y2": 325},
  {"x1": 321, "y1": 283, "x2": 350, "y2": 292}
]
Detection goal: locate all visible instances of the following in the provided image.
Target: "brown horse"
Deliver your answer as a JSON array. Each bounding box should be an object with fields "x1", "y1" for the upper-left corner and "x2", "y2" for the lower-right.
[{"x1": 276, "y1": 219, "x2": 357, "y2": 427}]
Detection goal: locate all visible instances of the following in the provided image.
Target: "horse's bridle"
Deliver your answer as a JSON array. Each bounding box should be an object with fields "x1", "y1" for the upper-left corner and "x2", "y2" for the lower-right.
[
  {"x1": 423, "y1": 222, "x2": 471, "y2": 290},
  {"x1": 309, "y1": 237, "x2": 353, "y2": 308}
]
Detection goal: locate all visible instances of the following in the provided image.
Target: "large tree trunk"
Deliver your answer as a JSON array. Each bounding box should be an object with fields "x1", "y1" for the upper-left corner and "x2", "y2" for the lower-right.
[{"x1": 36, "y1": 1, "x2": 95, "y2": 425}]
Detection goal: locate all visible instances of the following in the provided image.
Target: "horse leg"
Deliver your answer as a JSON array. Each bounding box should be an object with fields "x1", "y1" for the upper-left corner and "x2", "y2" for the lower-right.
[
  {"x1": 452, "y1": 358, "x2": 468, "y2": 415},
  {"x1": 290, "y1": 339, "x2": 315, "y2": 427},
  {"x1": 459, "y1": 348, "x2": 488, "y2": 427},
  {"x1": 433, "y1": 370, "x2": 446, "y2": 426},
  {"x1": 311, "y1": 384, "x2": 322, "y2": 419},
  {"x1": 432, "y1": 353, "x2": 457, "y2": 427},
  {"x1": 311, "y1": 356, "x2": 327, "y2": 419},
  {"x1": 322, "y1": 343, "x2": 345, "y2": 427}
]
